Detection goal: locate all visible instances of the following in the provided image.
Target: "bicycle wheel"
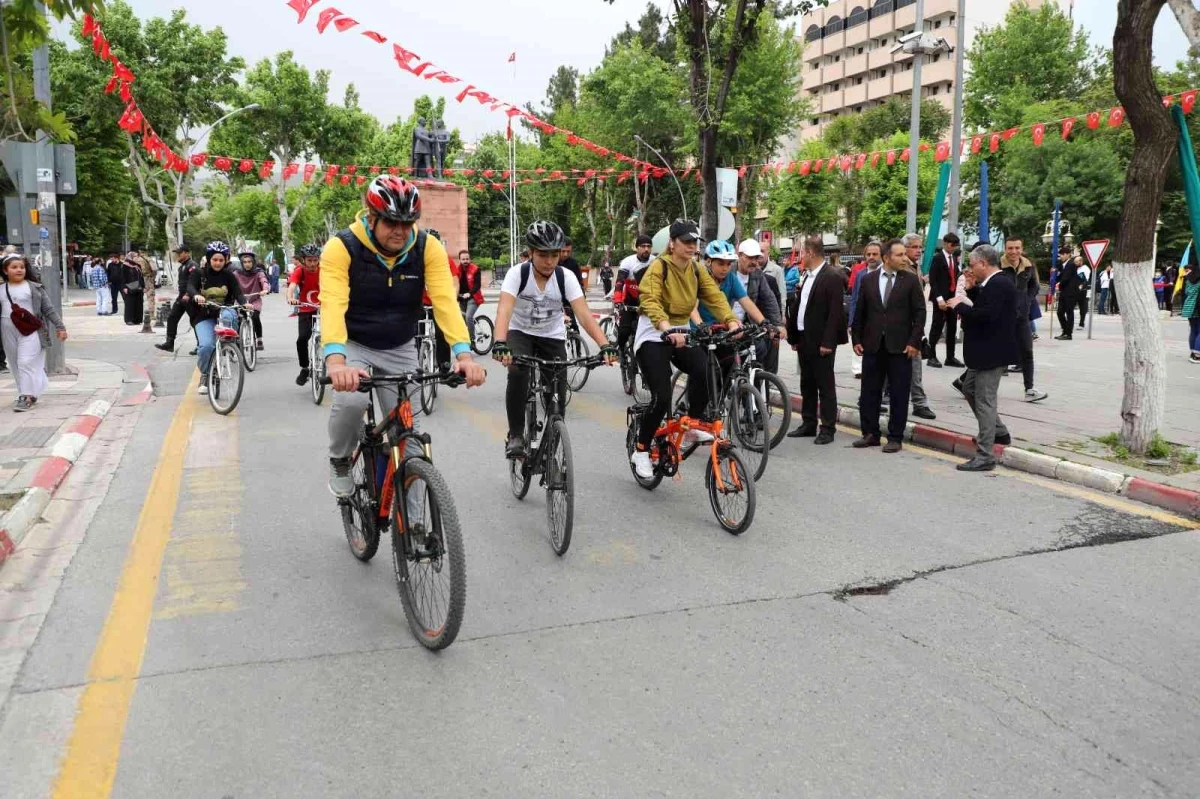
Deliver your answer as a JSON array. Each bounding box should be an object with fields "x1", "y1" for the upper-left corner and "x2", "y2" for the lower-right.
[
  {"x1": 342, "y1": 450, "x2": 380, "y2": 562},
  {"x1": 723, "y1": 382, "x2": 769, "y2": 481},
  {"x1": 599, "y1": 316, "x2": 615, "y2": 343},
  {"x1": 544, "y1": 419, "x2": 574, "y2": 556},
  {"x1": 392, "y1": 458, "x2": 466, "y2": 651},
  {"x1": 208, "y1": 343, "x2": 244, "y2": 415},
  {"x1": 241, "y1": 320, "x2": 258, "y2": 372},
  {"x1": 705, "y1": 444, "x2": 756, "y2": 535},
  {"x1": 471, "y1": 314, "x2": 494, "y2": 355},
  {"x1": 565, "y1": 332, "x2": 589, "y2": 392},
  {"x1": 310, "y1": 334, "x2": 325, "y2": 405},
  {"x1": 620, "y1": 349, "x2": 636, "y2": 396},
  {"x1": 625, "y1": 413, "x2": 662, "y2": 490},
  {"x1": 510, "y1": 401, "x2": 534, "y2": 499},
  {"x1": 418, "y1": 338, "x2": 437, "y2": 415},
  {"x1": 754, "y1": 370, "x2": 792, "y2": 451}
]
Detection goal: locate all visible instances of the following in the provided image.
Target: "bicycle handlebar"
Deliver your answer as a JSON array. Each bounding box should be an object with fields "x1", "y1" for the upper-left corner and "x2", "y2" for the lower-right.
[
  {"x1": 319, "y1": 370, "x2": 469, "y2": 391},
  {"x1": 510, "y1": 353, "x2": 608, "y2": 371}
]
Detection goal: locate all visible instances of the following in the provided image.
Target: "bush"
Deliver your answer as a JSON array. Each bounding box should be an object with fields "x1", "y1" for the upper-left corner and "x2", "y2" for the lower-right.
[
  {"x1": 1113, "y1": 445, "x2": 1131, "y2": 459},
  {"x1": 1096, "y1": 432, "x2": 1121, "y2": 447},
  {"x1": 1181, "y1": 450, "x2": 1198, "y2": 466},
  {"x1": 1146, "y1": 433, "x2": 1172, "y2": 460}
]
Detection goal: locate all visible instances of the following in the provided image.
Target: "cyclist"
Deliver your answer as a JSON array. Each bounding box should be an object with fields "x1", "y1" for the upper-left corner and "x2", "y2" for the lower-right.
[
  {"x1": 492, "y1": 221, "x2": 617, "y2": 459},
  {"x1": 187, "y1": 241, "x2": 244, "y2": 396},
  {"x1": 693, "y1": 240, "x2": 771, "y2": 329},
  {"x1": 289, "y1": 243, "x2": 322, "y2": 386},
  {"x1": 233, "y1": 250, "x2": 269, "y2": 350},
  {"x1": 456, "y1": 248, "x2": 484, "y2": 341},
  {"x1": 612, "y1": 234, "x2": 653, "y2": 358},
  {"x1": 631, "y1": 220, "x2": 739, "y2": 479},
  {"x1": 322, "y1": 176, "x2": 487, "y2": 497}
]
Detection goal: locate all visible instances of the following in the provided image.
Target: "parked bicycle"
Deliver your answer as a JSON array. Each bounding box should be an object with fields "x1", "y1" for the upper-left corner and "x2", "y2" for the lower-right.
[
  {"x1": 323, "y1": 369, "x2": 469, "y2": 651},
  {"x1": 508, "y1": 353, "x2": 607, "y2": 556}
]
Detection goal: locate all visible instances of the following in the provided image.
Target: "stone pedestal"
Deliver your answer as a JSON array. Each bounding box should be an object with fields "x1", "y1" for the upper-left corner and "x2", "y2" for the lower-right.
[{"x1": 417, "y1": 183, "x2": 469, "y2": 259}]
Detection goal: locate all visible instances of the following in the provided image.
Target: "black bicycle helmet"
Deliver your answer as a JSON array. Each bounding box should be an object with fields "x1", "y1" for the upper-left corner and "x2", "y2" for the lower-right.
[
  {"x1": 206, "y1": 241, "x2": 231, "y2": 259},
  {"x1": 297, "y1": 243, "x2": 321, "y2": 258},
  {"x1": 526, "y1": 220, "x2": 566, "y2": 251},
  {"x1": 365, "y1": 175, "x2": 421, "y2": 222}
]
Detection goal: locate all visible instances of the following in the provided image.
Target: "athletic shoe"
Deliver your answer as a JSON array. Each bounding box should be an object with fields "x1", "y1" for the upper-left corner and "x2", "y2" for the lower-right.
[
  {"x1": 295, "y1": 368, "x2": 310, "y2": 387},
  {"x1": 329, "y1": 457, "x2": 353, "y2": 497},
  {"x1": 198, "y1": 384, "x2": 209, "y2": 396},
  {"x1": 1024, "y1": 388, "x2": 1048, "y2": 402},
  {"x1": 154, "y1": 341, "x2": 174, "y2": 352},
  {"x1": 630, "y1": 450, "x2": 654, "y2": 479},
  {"x1": 682, "y1": 428, "x2": 715, "y2": 446}
]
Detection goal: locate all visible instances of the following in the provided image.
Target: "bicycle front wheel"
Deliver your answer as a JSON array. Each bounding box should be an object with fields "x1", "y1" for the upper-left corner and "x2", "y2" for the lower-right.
[
  {"x1": 705, "y1": 444, "x2": 756, "y2": 535},
  {"x1": 471, "y1": 314, "x2": 494, "y2": 355},
  {"x1": 545, "y1": 419, "x2": 574, "y2": 556},
  {"x1": 241, "y1": 320, "x2": 258, "y2": 372},
  {"x1": 599, "y1": 316, "x2": 615, "y2": 343},
  {"x1": 418, "y1": 338, "x2": 437, "y2": 415},
  {"x1": 208, "y1": 343, "x2": 244, "y2": 415},
  {"x1": 723, "y1": 381, "x2": 770, "y2": 481},
  {"x1": 754, "y1": 370, "x2": 792, "y2": 451},
  {"x1": 392, "y1": 458, "x2": 466, "y2": 650},
  {"x1": 565, "y1": 332, "x2": 589, "y2": 392},
  {"x1": 342, "y1": 451, "x2": 380, "y2": 562},
  {"x1": 310, "y1": 335, "x2": 325, "y2": 405}
]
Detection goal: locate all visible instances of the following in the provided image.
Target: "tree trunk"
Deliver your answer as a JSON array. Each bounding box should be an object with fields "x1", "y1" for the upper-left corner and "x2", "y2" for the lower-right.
[
  {"x1": 584, "y1": 180, "x2": 598, "y2": 265},
  {"x1": 700, "y1": 126, "x2": 719, "y2": 237},
  {"x1": 276, "y1": 177, "x2": 293, "y2": 263},
  {"x1": 1114, "y1": 0, "x2": 1174, "y2": 454}
]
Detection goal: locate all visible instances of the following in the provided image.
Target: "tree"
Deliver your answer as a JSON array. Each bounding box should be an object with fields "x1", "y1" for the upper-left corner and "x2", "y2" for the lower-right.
[
  {"x1": 768, "y1": 140, "x2": 837, "y2": 236},
  {"x1": 209, "y1": 52, "x2": 373, "y2": 261},
  {"x1": 609, "y1": 3, "x2": 675, "y2": 61},
  {"x1": 854, "y1": 134, "x2": 939, "y2": 241}
]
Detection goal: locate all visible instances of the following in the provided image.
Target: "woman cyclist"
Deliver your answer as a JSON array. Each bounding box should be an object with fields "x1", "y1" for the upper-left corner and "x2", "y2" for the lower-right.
[
  {"x1": 630, "y1": 220, "x2": 739, "y2": 479},
  {"x1": 187, "y1": 241, "x2": 244, "y2": 395},
  {"x1": 233, "y1": 250, "x2": 269, "y2": 350}
]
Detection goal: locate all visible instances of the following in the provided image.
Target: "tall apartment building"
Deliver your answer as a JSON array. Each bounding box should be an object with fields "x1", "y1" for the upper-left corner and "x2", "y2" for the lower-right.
[{"x1": 791, "y1": 0, "x2": 1049, "y2": 146}]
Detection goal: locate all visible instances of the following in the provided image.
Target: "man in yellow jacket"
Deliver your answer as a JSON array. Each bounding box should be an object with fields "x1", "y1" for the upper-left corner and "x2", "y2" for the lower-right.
[{"x1": 321, "y1": 176, "x2": 487, "y2": 497}]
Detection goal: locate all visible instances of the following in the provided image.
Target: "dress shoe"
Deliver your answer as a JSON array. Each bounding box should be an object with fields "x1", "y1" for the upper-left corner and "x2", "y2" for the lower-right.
[
  {"x1": 787, "y1": 424, "x2": 818, "y2": 438},
  {"x1": 154, "y1": 340, "x2": 174, "y2": 352},
  {"x1": 957, "y1": 457, "x2": 996, "y2": 472},
  {"x1": 945, "y1": 357, "x2": 965, "y2": 368},
  {"x1": 852, "y1": 434, "x2": 881, "y2": 448},
  {"x1": 912, "y1": 406, "x2": 936, "y2": 420},
  {"x1": 1054, "y1": 333, "x2": 1072, "y2": 340},
  {"x1": 926, "y1": 356, "x2": 943, "y2": 368},
  {"x1": 952, "y1": 378, "x2": 966, "y2": 397},
  {"x1": 1007, "y1": 364, "x2": 1022, "y2": 373},
  {"x1": 882, "y1": 440, "x2": 903, "y2": 453},
  {"x1": 814, "y1": 430, "x2": 835, "y2": 445},
  {"x1": 995, "y1": 433, "x2": 1012, "y2": 446}
]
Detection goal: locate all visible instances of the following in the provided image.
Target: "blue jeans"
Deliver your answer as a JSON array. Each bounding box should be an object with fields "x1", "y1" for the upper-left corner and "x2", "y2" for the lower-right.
[
  {"x1": 1189, "y1": 318, "x2": 1200, "y2": 353},
  {"x1": 1098, "y1": 288, "x2": 1109, "y2": 314},
  {"x1": 195, "y1": 308, "x2": 238, "y2": 376}
]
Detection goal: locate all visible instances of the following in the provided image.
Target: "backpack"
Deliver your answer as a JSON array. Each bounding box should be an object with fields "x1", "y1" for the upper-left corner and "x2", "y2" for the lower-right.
[
  {"x1": 517, "y1": 262, "x2": 568, "y2": 300},
  {"x1": 86, "y1": 265, "x2": 108, "y2": 289},
  {"x1": 636, "y1": 257, "x2": 699, "y2": 288}
]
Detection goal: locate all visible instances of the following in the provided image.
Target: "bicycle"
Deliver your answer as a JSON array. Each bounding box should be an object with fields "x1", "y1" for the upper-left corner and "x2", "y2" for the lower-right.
[
  {"x1": 460, "y1": 296, "x2": 494, "y2": 356},
  {"x1": 612, "y1": 303, "x2": 652, "y2": 404},
  {"x1": 416, "y1": 306, "x2": 439, "y2": 415},
  {"x1": 563, "y1": 316, "x2": 590, "y2": 393},
  {"x1": 508, "y1": 353, "x2": 606, "y2": 556},
  {"x1": 624, "y1": 329, "x2": 756, "y2": 535},
  {"x1": 208, "y1": 313, "x2": 245, "y2": 415},
  {"x1": 324, "y1": 369, "x2": 469, "y2": 650},
  {"x1": 299, "y1": 303, "x2": 325, "y2": 405},
  {"x1": 234, "y1": 299, "x2": 263, "y2": 373},
  {"x1": 668, "y1": 324, "x2": 772, "y2": 481}
]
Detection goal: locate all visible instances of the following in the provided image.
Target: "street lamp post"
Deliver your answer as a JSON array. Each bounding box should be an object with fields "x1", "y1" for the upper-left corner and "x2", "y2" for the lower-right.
[
  {"x1": 634, "y1": 135, "x2": 687, "y2": 221},
  {"x1": 893, "y1": 9, "x2": 951, "y2": 234},
  {"x1": 177, "y1": 103, "x2": 261, "y2": 244}
]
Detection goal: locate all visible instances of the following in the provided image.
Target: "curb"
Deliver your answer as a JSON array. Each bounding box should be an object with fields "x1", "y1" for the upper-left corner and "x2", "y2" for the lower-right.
[
  {"x1": 777, "y1": 391, "x2": 1200, "y2": 519},
  {"x1": 70, "y1": 299, "x2": 97, "y2": 307},
  {"x1": 0, "y1": 396, "x2": 115, "y2": 569},
  {"x1": 120, "y1": 363, "x2": 154, "y2": 406}
]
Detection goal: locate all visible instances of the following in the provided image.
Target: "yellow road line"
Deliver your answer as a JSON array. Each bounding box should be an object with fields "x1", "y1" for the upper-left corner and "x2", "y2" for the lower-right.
[{"x1": 52, "y1": 377, "x2": 200, "y2": 798}]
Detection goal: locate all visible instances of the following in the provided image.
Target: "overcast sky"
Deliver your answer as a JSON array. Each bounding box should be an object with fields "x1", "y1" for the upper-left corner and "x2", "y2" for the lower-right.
[{"x1": 66, "y1": 0, "x2": 1194, "y2": 144}]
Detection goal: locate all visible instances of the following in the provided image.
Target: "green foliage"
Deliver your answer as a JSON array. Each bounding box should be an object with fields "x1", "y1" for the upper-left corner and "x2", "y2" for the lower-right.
[
  {"x1": 1113, "y1": 444, "x2": 1130, "y2": 460},
  {"x1": 1096, "y1": 432, "x2": 1121, "y2": 447},
  {"x1": 1145, "y1": 433, "x2": 1172, "y2": 460},
  {"x1": 822, "y1": 97, "x2": 950, "y2": 152},
  {"x1": 768, "y1": 140, "x2": 837, "y2": 236},
  {"x1": 854, "y1": 133, "x2": 938, "y2": 242}
]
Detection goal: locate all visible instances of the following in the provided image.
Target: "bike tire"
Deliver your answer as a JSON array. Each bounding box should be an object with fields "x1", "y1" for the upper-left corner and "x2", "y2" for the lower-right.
[
  {"x1": 241, "y1": 320, "x2": 258, "y2": 372},
  {"x1": 471, "y1": 314, "x2": 494, "y2": 355},
  {"x1": 310, "y1": 335, "x2": 325, "y2": 405},
  {"x1": 754, "y1": 371, "x2": 792, "y2": 451},
  {"x1": 620, "y1": 351, "x2": 635, "y2": 396},
  {"x1": 724, "y1": 381, "x2": 770, "y2": 481},
  {"x1": 705, "y1": 444, "x2": 756, "y2": 535},
  {"x1": 392, "y1": 458, "x2": 467, "y2": 651},
  {"x1": 510, "y1": 402, "x2": 534, "y2": 500},
  {"x1": 208, "y1": 343, "x2": 244, "y2": 415},
  {"x1": 625, "y1": 415, "x2": 662, "y2": 490},
  {"x1": 565, "y1": 332, "x2": 589, "y2": 392},
  {"x1": 545, "y1": 419, "x2": 574, "y2": 556},
  {"x1": 599, "y1": 316, "x2": 615, "y2": 343},
  {"x1": 342, "y1": 451, "x2": 380, "y2": 562},
  {"x1": 419, "y1": 338, "x2": 437, "y2": 415}
]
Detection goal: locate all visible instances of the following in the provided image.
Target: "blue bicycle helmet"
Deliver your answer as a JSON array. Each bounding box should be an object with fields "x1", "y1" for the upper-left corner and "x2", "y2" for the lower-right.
[{"x1": 705, "y1": 239, "x2": 736, "y2": 261}]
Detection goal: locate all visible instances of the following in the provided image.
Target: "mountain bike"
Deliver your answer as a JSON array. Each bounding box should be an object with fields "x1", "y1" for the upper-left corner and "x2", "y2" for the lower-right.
[
  {"x1": 461, "y1": 297, "x2": 494, "y2": 356},
  {"x1": 613, "y1": 304, "x2": 652, "y2": 403},
  {"x1": 208, "y1": 314, "x2": 245, "y2": 415},
  {"x1": 300, "y1": 303, "x2": 325, "y2": 405},
  {"x1": 324, "y1": 369, "x2": 469, "y2": 651},
  {"x1": 563, "y1": 316, "x2": 590, "y2": 392},
  {"x1": 508, "y1": 353, "x2": 606, "y2": 556},
  {"x1": 669, "y1": 324, "x2": 772, "y2": 481},
  {"x1": 624, "y1": 327, "x2": 756, "y2": 535},
  {"x1": 416, "y1": 306, "x2": 439, "y2": 414}
]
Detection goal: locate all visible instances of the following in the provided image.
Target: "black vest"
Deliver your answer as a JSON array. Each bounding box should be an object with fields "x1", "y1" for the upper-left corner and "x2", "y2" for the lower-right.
[{"x1": 340, "y1": 228, "x2": 427, "y2": 350}]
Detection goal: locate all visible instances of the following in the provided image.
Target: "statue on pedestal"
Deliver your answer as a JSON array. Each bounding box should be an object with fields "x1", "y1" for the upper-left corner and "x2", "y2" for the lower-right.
[
  {"x1": 411, "y1": 117, "x2": 435, "y2": 178},
  {"x1": 433, "y1": 119, "x2": 450, "y2": 178}
]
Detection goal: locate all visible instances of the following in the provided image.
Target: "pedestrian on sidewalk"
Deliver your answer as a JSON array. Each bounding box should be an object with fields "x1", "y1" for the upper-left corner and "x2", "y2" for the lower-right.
[
  {"x1": 847, "y1": 241, "x2": 882, "y2": 379},
  {"x1": 1001, "y1": 239, "x2": 1048, "y2": 402},
  {"x1": 940, "y1": 244, "x2": 1016, "y2": 472},
  {"x1": 1098, "y1": 264, "x2": 1111, "y2": 314},
  {"x1": 105, "y1": 253, "x2": 122, "y2": 317},
  {"x1": 1074, "y1": 255, "x2": 1091, "y2": 328},
  {"x1": 926, "y1": 232, "x2": 965, "y2": 369},
  {"x1": 267, "y1": 259, "x2": 281, "y2": 294},
  {"x1": 1054, "y1": 246, "x2": 1078, "y2": 339},
  {"x1": 156, "y1": 244, "x2": 200, "y2": 354},
  {"x1": 900, "y1": 234, "x2": 936, "y2": 420},
  {"x1": 1180, "y1": 264, "x2": 1200, "y2": 363},
  {"x1": 786, "y1": 236, "x2": 846, "y2": 445},
  {"x1": 120, "y1": 251, "x2": 146, "y2": 326},
  {"x1": 1, "y1": 254, "x2": 67, "y2": 412},
  {"x1": 852, "y1": 238, "x2": 925, "y2": 453},
  {"x1": 86, "y1": 257, "x2": 111, "y2": 315}
]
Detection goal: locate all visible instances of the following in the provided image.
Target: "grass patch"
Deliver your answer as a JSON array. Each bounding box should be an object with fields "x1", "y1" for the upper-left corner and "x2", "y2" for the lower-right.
[
  {"x1": 1089, "y1": 432, "x2": 1200, "y2": 475},
  {"x1": 0, "y1": 492, "x2": 22, "y2": 513}
]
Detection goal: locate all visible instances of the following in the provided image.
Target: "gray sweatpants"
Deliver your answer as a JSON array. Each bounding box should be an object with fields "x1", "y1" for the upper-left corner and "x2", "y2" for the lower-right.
[
  {"x1": 962, "y1": 366, "x2": 1009, "y2": 462},
  {"x1": 328, "y1": 340, "x2": 424, "y2": 520}
]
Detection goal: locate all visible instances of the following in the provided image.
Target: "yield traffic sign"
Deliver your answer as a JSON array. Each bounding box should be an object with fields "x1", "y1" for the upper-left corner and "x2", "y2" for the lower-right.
[{"x1": 1081, "y1": 239, "x2": 1110, "y2": 268}]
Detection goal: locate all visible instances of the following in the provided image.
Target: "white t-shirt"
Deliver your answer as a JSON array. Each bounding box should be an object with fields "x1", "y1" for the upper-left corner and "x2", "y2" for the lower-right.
[
  {"x1": 732, "y1": 272, "x2": 750, "y2": 322},
  {"x1": 1099, "y1": 270, "x2": 1111, "y2": 288},
  {"x1": 618, "y1": 253, "x2": 652, "y2": 280},
  {"x1": 1, "y1": 280, "x2": 35, "y2": 328},
  {"x1": 501, "y1": 265, "x2": 584, "y2": 340}
]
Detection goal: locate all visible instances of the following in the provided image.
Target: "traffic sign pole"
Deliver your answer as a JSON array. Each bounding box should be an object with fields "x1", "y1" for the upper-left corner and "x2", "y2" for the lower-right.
[{"x1": 1081, "y1": 240, "x2": 1110, "y2": 341}]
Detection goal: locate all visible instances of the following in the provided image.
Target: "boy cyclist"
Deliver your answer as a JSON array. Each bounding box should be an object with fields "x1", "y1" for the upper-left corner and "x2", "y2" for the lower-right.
[{"x1": 288, "y1": 243, "x2": 322, "y2": 386}]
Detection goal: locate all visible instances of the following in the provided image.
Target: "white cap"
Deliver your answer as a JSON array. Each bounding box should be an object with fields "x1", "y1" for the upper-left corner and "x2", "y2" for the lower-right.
[{"x1": 738, "y1": 239, "x2": 763, "y2": 257}]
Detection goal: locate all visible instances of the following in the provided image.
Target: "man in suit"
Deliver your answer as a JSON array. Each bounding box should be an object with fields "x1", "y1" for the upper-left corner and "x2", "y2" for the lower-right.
[
  {"x1": 940, "y1": 244, "x2": 1019, "y2": 471},
  {"x1": 786, "y1": 237, "x2": 847, "y2": 445},
  {"x1": 1054, "y1": 245, "x2": 1078, "y2": 339},
  {"x1": 900, "y1": 233, "x2": 936, "y2": 420},
  {"x1": 847, "y1": 241, "x2": 883, "y2": 379},
  {"x1": 852, "y1": 238, "x2": 926, "y2": 453},
  {"x1": 926, "y1": 232, "x2": 965, "y2": 369}
]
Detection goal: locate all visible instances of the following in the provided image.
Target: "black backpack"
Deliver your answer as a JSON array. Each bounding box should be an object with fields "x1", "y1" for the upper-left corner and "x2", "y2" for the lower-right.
[{"x1": 518, "y1": 261, "x2": 568, "y2": 299}]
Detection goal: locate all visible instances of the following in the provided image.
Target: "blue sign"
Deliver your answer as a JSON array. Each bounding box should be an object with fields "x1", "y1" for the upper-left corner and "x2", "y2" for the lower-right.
[{"x1": 38, "y1": 226, "x2": 50, "y2": 240}]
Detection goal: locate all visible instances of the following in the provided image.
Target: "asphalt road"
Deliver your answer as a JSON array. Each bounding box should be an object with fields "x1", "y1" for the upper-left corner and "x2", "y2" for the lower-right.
[{"x1": 3, "y1": 298, "x2": 1199, "y2": 798}]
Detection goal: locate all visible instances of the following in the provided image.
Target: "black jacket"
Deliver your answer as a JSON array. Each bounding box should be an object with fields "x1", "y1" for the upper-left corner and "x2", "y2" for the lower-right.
[
  {"x1": 786, "y1": 263, "x2": 848, "y2": 353},
  {"x1": 185, "y1": 265, "x2": 244, "y2": 324},
  {"x1": 927, "y1": 249, "x2": 961, "y2": 301},
  {"x1": 955, "y1": 271, "x2": 1019, "y2": 370},
  {"x1": 1001, "y1": 260, "x2": 1039, "y2": 321},
  {"x1": 175, "y1": 258, "x2": 198, "y2": 299},
  {"x1": 851, "y1": 268, "x2": 926, "y2": 355},
  {"x1": 745, "y1": 269, "x2": 782, "y2": 326}
]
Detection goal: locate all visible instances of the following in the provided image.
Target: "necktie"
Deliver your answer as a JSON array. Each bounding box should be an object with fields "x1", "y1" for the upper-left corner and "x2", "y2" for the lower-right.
[
  {"x1": 883, "y1": 272, "x2": 894, "y2": 306},
  {"x1": 948, "y1": 254, "x2": 956, "y2": 287}
]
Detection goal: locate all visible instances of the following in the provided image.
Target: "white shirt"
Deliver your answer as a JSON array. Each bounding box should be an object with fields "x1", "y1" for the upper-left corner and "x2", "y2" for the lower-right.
[
  {"x1": 501, "y1": 265, "x2": 584, "y2": 340},
  {"x1": 1100, "y1": 270, "x2": 1111, "y2": 288},
  {"x1": 795, "y1": 262, "x2": 825, "y2": 332},
  {"x1": 980, "y1": 270, "x2": 999, "y2": 287},
  {"x1": 1, "y1": 279, "x2": 34, "y2": 322},
  {"x1": 617, "y1": 253, "x2": 652, "y2": 280},
  {"x1": 733, "y1": 272, "x2": 750, "y2": 322},
  {"x1": 879, "y1": 268, "x2": 897, "y2": 305}
]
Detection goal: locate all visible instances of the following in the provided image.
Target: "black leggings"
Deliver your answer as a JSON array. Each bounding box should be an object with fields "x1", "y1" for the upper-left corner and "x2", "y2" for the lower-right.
[
  {"x1": 249, "y1": 309, "x2": 263, "y2": 340},
  {"x1": 296, "y1": 312, "x2": 315, "y2": 368},
  {"x1": 635, "y1": 341, "x2": 710, "y2": 448},
  {"x1": 505, "y1": 330, "x2": 568, "y2": 437}
]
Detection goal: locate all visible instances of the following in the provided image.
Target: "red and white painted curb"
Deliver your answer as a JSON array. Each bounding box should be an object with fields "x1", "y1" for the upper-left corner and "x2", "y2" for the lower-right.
[
  {"x1": 120, "y1": 364, "x2": 154, "y2": 406},
  {"x1": 0, "y1": 397, "x2": 115, "y2": 568}
]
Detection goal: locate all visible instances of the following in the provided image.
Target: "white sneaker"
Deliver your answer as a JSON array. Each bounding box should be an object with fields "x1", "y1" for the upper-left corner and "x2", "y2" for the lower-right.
[
  {"x1": 682, "y1": 428, "x2": 714, "y2": 446},
  {"x1": 198, "y1": 384, "x2": 209, "y2": 396},
  {"x1": 1024, "y1": 388, "x2": 1048, "y2": 403},
  {"x1": 630, "y1": 450, "x2": 654, "y2": 479}
]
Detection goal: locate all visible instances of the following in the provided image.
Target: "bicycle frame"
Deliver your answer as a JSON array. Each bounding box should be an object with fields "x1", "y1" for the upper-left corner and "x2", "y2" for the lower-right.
[
  {"x1": 355, "y1": 389, "x2": 431, "y2": 537},
  {"x1": 646, "y1": 415, "x2": 741, "y2": 493}
]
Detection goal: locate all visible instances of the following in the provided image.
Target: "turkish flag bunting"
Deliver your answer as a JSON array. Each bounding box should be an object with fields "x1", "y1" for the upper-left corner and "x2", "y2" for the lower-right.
[
  {"x1": 287, "y1": 0, "x2": 322, "y2": 23},
  {"x1": 737, "y1": 166, "x2": 747, "y2": 178},
  {"x1": 577, "y1": 178, "x2": 587, "y2": 187},
  {"x1": 362, "y1": 31, "x2": 387, "y2": 43},
  {"x1": 482, "y1": 169, "x2": 495, "y2": 178},
  {"x1": 474, "y1": 183, "x2": 484, "y2": 190},
  {"x1": 443, "y1": 168, "x2": 455, "y2": 177},
  {"x1": 886, "y1": 150, "x2": 897, "y2": 166},
  {"x1": 1061, "y1": 118, "x2": 1076, "y2": 140},
  {"x1": 238, "y1": 159, "x2": 255, "y2": 173},
  {"x1": 799, "y1": 160, "x2": 811, "y2": 175},
  {"x1": 989, "y1": 133, "x2": 1001, "y2": 153},
  {"x1": 855, "y1": 154, "x2": 867, "y2": 169},
  {"x1": 303, "y1": 164, "x2": 317, "y2": 183},
  {"x1": 259, "y1": 160, "x2": 275, "y2": 179},
  {"x1": 1002, "y1": 128, "x2": 1019, "y2": 141},
  {"x1": 550, "y1": 170, "x2": 564, "y2": 179},
  {"x1": 1183, "y1": 90, "x2": 1198, "y2": 113},
  {"x1": 918, "y1": 143, "x2": 931, "y2": 152},
  {"x1": 813, "y1": 159, "x2": 825, "y2": 173},
  {"x1": 461, "y1": 169, "x2": 475, "y2": 176},
  {"x1": 325, "y1": 173, "x2": 334, "y2": 185},
  {"x1": 190, "y1": 153, "x2": 208, "y2": 167},
  {"x1": 840, "y1": 156, "x2": 852, "y2": 171},
  {"x1": 283, "y1": 163, "x2": 300, "y2": 180},
  {"x1": 1031, "y1": 123, "x2": 1045, "y2": 147},
  {"x1": 388, "y1": 167, "x2": 399, "y2": 176},
  {"x1": 970, "y1": 135, "x2": 982, "y2": 154},
  {"x1": 1086, "y1": 111, "x2": 1101, "y2": 129},
  {"x1": 935, "y1": 141, "x2": 950, "y2": 161},
  {"x1": 104, "y1": 76, "x2": 118, "y2": 94},
  {"x1": 900, "y1": 148, "x2": 910, "y2": 163},
  {"x1": 870, "y1": 152, "x2": 880, "y2": 168},
  {"x1": 584, "y1": 169, "x2": 596, "y2": 178},
  {"x1": 346, "y1": 164, "x2": 357, "y2": 175},
  {"x1": 214, "y1": 157, "x2": 233, "y2": 172},
  {"x1": 357, "y1": 176, "x2": 366, "y2": 186},
  {"x1": 1108, "y1": 107, "x2": 1125, "y2": 127},
  {"x1": 340, "y1": 175, "x2": 351, "y2": 185},
  {"x1": 82, "y1": 13, "x2": 97, "y2": 35}
]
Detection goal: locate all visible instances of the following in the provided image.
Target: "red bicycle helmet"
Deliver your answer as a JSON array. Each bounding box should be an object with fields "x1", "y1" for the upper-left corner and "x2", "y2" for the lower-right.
[{"x1": 365, "y1": 175, "x2": 421, "y2": 222}]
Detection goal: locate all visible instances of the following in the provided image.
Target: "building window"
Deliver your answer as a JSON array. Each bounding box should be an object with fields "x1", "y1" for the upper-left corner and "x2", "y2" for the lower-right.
[
  {"x1": 857, "y1": 47, "x2": 865, "y2": 55},
  {"x1": 934, "y1": 19, "x2": 942, "y2": 29},
  {"x1": 855, "y1": 106, "x2": 863, "y2": 112},
  {"x1": 870, "y1": 0, "x2": 894, "y2": 19},
  {"x1": 834, "y1": 54, "x2": 841, "y2": 62},
  {"x1": 932, "y1": 54, "x2": 940, "y2": 63},
  {"x1": 856, "y1": 77, "x2": 864, "y2": 85},
  {"x1": 825, "y1": 15, "x2": 843, "y2": 34},
  {"x1": 931, "y1": 86, "x2": 939, "y2": 95},
  {"x1": 811, "y1": 119, "x2": 819, "y2": 126},
  {"x1": 848, "y1": 6, "x2": 868, "y2": 27},
  {"x1": 805, "y1": 24, "x2": 821, "y2": 42}
]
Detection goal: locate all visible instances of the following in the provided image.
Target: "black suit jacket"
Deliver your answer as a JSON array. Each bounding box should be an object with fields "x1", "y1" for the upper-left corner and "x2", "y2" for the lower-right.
[
  {"x1": 786, "y1": 263, "x2": 848, "y2": 353},
  {"x1": 927, "y1": 249, "x2": 960, "y2": 301},
  {"x1": 852, "y1": 268, "x2": 926, "y2": 355},
  {"x1": 955, "y1": 271, "x2": 1019, "y2": 370}
]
